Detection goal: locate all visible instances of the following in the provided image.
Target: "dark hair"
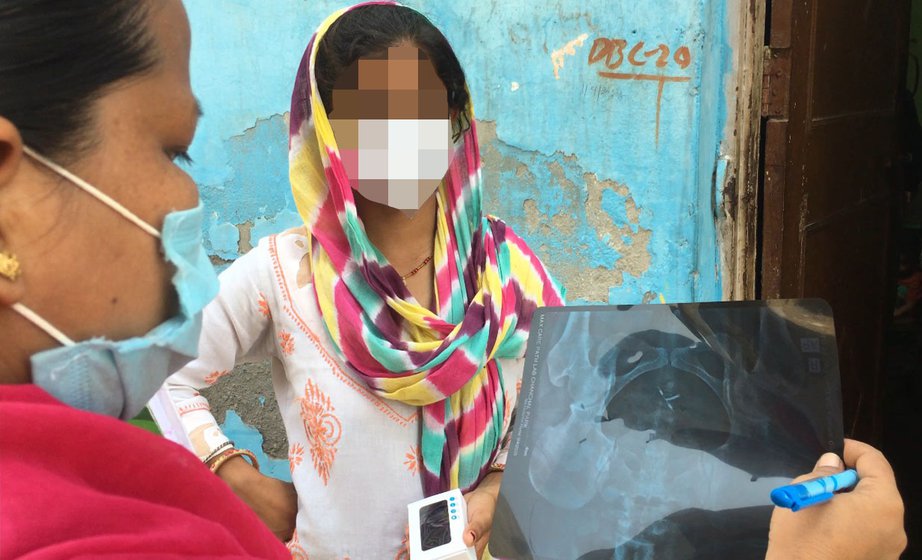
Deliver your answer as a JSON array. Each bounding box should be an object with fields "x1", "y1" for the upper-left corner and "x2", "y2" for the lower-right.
[
  {"x1": 0, "y1": 1, "x2": 157, "y2": 161},
  {"x1": 315, "y1": 5, "x2": 471, "y2": 133}
]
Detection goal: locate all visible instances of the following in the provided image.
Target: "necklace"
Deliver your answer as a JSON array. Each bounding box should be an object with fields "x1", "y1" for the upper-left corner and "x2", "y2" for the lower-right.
[{"x1": 401, "y1": 255, "x2": 433, "y2": 280}]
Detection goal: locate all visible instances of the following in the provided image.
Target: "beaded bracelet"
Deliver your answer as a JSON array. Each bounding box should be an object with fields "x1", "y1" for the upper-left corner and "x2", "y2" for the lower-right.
[
  {"x1": 206, "y1": 446, "x2": 238, "y2": 470},
  {"x1": 488, "y1": 462, "x2": 506, "y2": 473},
  {"x1": 202, "y1": 440, "x2": 235, "y2": 465},
  {"x1": 209, "y1": 448, "x2": 260, "y2": 474}
]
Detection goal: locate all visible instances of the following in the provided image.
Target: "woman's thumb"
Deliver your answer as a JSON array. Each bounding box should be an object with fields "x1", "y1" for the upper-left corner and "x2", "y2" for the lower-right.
[{"x1": 814, "y1": 452, "x2": 845, "y2": 472}]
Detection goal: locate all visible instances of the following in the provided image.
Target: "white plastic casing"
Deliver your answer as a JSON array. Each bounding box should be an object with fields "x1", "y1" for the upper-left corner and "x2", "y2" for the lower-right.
[{"x1": 407, "y1": 489, "x2": 477, "y2": 560}]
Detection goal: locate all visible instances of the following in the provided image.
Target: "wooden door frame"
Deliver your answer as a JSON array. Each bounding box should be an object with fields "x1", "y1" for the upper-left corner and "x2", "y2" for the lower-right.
[{"x1": 720, "y1": 0, "x2": 767, "y2": 301}]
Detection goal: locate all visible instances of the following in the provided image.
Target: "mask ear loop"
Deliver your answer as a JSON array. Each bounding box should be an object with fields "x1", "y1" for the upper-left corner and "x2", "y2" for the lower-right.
[
  {"x1": 21, "y1": 146, "x2": 162, "y2": 239},
  {"x1": 11, "y1": 303, "x2": 76, "y2": 346},
  {"x1": 16, "y1": 146, "x2": 164, "y2": 346}
]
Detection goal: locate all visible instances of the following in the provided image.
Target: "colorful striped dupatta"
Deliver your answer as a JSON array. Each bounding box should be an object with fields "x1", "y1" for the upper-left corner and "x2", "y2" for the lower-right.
[{"x1": 288, "y1": 2, "x2": 564, "y2": 495}]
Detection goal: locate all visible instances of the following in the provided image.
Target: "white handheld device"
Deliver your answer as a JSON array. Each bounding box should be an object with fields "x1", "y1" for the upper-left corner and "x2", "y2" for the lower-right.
[
  {"x1": 407, "y1": 489, "x2": 477, "y2": 560},
  {"x1": 146, "y1": 386, "x2": 194, "y2": 452}
]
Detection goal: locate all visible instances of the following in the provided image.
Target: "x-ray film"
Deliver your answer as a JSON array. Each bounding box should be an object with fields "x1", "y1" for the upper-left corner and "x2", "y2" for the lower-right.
[{"x1": 490, "y1": 299, "x2": 843, "y2": 560}]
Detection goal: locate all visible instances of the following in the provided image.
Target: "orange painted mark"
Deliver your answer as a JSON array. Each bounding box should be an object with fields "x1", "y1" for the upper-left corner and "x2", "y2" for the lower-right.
[
  {"x1": 588, "y1": 37, "x2": 628, "y2": 69},
  {"x1": 597, "y1": 73, "x2": 692, "y2": 82},
  {"x1": 588, "y1": 37, "x2": 694, "y2": 147},
  {"x1": 627, "y1": 41, "x2": 647, "y2": 66},
  {"x1": 589, "y1": 38, "x2": 692, "y2": 71},
  {"x1": 674, "y1": 45, "x2": 692, "y2": 69},
  {"x1": 645, "y1": 43, "x2": 671, "y2": 68},
  {"x1": 596, "y1": 73, "x2": 692, "y2": 146}
]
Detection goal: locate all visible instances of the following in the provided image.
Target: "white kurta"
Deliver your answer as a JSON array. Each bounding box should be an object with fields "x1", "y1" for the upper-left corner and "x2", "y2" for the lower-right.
[{"x1": 167, "y1": 228, "x2": 523, "y2": 559}]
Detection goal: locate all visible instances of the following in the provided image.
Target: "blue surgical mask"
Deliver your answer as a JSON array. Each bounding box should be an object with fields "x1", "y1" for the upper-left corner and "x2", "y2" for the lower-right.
[{"x1": 12, "y1": 147, "x2": 219, "y2": 420}]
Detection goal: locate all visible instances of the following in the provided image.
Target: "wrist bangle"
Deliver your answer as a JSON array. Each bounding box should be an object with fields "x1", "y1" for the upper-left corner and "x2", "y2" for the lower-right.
[
  {"x1": 488, "y1": 462, "x2": 505, "y2": 473},
  {"x1": 209, "y1": 448, "x2": 260, "y2": 474},
  {"x1": 202, "y1": 440, "x2": 234, "y2": 464}
]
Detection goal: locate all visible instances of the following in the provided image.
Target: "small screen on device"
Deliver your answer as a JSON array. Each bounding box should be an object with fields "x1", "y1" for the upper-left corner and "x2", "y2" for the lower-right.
[{"x1": 419, "y1": 500, "x2": 451, "y2": 551}]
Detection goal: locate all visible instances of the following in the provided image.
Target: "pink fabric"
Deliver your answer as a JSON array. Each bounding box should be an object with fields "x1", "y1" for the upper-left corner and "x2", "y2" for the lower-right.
[{"x1": 0, "y1": 383, "x2": 289, "y2": 559}]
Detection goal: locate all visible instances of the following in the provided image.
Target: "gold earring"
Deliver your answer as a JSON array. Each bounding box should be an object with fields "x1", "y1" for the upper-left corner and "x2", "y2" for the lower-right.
[{"x1": 0, "y1": 251, "x2": 21, "y2": 281}]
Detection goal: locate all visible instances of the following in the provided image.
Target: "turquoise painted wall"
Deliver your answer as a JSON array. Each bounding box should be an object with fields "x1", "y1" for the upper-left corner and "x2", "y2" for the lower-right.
[{"x1": 183, "y1": 0, "x2": 736, "y2": 473}]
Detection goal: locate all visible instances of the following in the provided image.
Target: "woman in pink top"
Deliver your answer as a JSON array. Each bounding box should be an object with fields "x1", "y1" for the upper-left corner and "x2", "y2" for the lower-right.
[{"x1": 0, "y1": 1, "x2": 286, "y2": 557}]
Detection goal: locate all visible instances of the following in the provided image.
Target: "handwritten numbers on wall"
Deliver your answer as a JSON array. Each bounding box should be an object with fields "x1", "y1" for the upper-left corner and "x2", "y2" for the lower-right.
[{"x1": 588, "y1": 38, "x2": 694, "y2": 146}]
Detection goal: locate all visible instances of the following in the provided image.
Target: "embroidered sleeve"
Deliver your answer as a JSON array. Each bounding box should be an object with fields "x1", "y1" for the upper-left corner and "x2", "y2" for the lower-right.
[{"x1": 165, "y1": 240, "x2": 277, "y2": 461}]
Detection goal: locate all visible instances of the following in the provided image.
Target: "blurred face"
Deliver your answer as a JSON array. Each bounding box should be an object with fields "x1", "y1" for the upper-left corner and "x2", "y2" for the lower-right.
[
  {"x1": 328, "y1": 44, "x2": 453, "y2": 212},
  {"x1": 0, "y1": 0, "x2": 200, "y2": 377}
]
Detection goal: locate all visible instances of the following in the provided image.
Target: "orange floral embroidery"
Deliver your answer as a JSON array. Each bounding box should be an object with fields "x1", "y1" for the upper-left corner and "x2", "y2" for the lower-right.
[
  {"x1": 404, "y1": 445, "x2": 421, "y2": 475},
  {"x1": 516, "y1": 378, "x2": 522, "y2": 395},
  {"x1": 289, "y1": 442, "x2": 305, "y2": 473},
  {"x1": 204, "y1": 370, "x2": 230, "y2": 385},
  {"x1": 257, "y1": 292, "x2": 271, "y2": 318},
  {"x1": 299, "y1": 380, "x2": 341, "y2": 485},
  {"x1": 287, "y1": 532, "x2": 308, "y2": 560},
  {"x1": 279, "y1": 331, "x2": 296, "y2": 355},
  {"x1": 394, "y1": 525, "x2": 410, "y2": 560}
]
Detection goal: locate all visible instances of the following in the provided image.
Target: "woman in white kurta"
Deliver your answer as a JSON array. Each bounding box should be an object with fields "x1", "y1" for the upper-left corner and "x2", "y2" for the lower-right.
[
  {"x1": 168, "y1": 229, "x2": 531, "y2": 558},
  {"x1": 167, "y1": 3, "x2": 564, "y2": 558}
]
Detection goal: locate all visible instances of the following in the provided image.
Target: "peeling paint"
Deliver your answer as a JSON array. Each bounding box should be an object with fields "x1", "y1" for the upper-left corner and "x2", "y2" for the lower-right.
[
  {"x1": 207, "y1": 218, "x2": 240, "y2": 260},
  {"x1": 480, "y1": 120, "x2": 652, "y2": 303},
  {"x1": 572, "y1": 267, "x2": 626, "y2": 304},
  {"x1": 220, "y1": 410, "x2": 292, "y2": 481},
  {"x1": 199, "y1": 113, "x2": 302, "y2": 262},
  {"x1": 584, "y1": 172, "x2": 652, "y2": 278},
  {"x1": 237, "y1": 220, "x2": 254, "y2": 254},
  {"x1": 229, "y1": 113, "x2": 288, "y2": 142},
  {"x1": 551, "y1": 32, "x2": 590, "y2": 79},
  {"x1": 253, "y1": 210, "x2": 304, "y2": 247}
]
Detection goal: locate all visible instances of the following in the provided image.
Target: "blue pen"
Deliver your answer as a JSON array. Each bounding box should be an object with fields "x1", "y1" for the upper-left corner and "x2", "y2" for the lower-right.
[{"x1": 770, "y1": 469, "x2": 859, "y2": 511}]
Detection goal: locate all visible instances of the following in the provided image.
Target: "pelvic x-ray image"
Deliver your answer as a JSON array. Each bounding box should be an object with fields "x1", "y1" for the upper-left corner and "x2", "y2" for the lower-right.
[{"x1": 490, "y1": 300, "x2": 843, "y2": 560}]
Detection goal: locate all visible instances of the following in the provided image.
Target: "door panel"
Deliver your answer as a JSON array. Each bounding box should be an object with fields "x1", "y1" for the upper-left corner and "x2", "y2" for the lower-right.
[
  {"x1": 801, "y1": 199, "x2": 892, "y2": 434},
  {"x1": 761, "y1": 0, "x2": 910, "y2": 442},
  {"x1": 812, "y1": 4, "x2": 905, "y2": 117},
  {"x1": 804, "y1": 119, "x2": 893, "y2": 218}
]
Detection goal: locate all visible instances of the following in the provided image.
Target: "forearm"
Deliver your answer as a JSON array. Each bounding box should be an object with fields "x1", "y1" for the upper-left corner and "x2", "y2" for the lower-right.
[
  {"x1": 475, "y1": 471, "x2": 503, "y2": 500},
  {"x1": 210, "y1": 454, "x2": 299, "y2": 541},
  {"x1": 211, "y1": 455, "x2": 260, "y2": 496}
]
